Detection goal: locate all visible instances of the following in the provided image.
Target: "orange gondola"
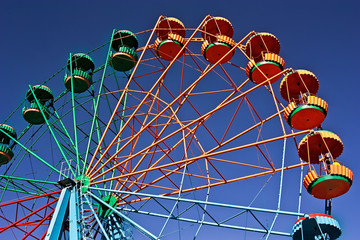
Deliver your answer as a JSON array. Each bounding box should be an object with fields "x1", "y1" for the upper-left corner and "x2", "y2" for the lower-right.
[
  {"x1": 156, "y1": 17, "x2": 186, "y2": 40},
  {"x1": 202, "y1": 35, "x2": 235, "y2": 64},
  {"x1": 284, "y1": 95, "x2": 328, "y2": 130},
  {"x1": 245, "y1": 32, "x2": 280, "y2": 62},
  {"x1": 280, "y1": 70, "x2": 319, "y2": 102},
  {"x1": 298, "y1": 130, "x2": 343, "y2": 164},
  {"x1": 246, "y1": 53, "x2": 285, "y2": 84},
  {"x1": 303, "y1": 163, "x2": 353, "y2": 199},
  {"x1": 155, "y1": 33, "x2": 185, "y2": 61},
  {"x1": 154, "y1": 17, "x2": 186, "y2": 61},
  {"x1": 201, "y1": 16, "x2": 233, "y2": 42}
]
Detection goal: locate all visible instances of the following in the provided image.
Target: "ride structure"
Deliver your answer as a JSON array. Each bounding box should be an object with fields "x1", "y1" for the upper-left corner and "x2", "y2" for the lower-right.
[{"x1": 0, "y1": 15, "x2": 352, "y2": 239}]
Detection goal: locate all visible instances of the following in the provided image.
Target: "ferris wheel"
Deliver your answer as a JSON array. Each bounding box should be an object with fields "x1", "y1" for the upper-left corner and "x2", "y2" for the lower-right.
[{"x1": 0, "y1": 15, "x2": 352, "y2": 240}]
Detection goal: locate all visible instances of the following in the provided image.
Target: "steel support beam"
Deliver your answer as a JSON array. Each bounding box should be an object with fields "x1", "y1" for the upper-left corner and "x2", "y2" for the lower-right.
[
  {"x1": 69, "y1": 187, "x2": 80, "y2": 240},
  {"x1": 45, "y1": 188, "x2": 71, "y2": 240}
]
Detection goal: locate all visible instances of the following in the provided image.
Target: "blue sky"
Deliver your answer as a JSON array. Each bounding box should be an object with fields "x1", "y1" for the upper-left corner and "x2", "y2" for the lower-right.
[{"x1": 1, "y1": 0, "x2": 359, "y2": 239}]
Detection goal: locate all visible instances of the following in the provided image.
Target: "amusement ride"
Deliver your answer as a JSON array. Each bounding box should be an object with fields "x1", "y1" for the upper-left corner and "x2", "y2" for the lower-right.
[{"x1": 0, "y1": 15, "x2": 352, "y2": 239}]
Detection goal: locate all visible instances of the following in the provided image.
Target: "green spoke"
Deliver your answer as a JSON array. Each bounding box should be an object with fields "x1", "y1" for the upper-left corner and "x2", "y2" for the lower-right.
[
  {"x1": 0, "y1": 128, "x2": 65, "y2": 177},
  {"x1": 0, "y1": 186, "x2": 37, "y2": 195},
  {"x1": 83, "y1": 29, "x2": 116, "y2": 176},
  {"x1": 69, "y1": 53, "x2": 81, "y2": 176},
  {"x1": 0, "y1": 175, "x2": 58, "y2": 185},
  {"x1": 28, "y1": 85, "x2": 76, "y2": 177}
]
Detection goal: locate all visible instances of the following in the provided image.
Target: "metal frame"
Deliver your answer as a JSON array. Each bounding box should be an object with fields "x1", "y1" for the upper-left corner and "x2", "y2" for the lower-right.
[{"x1": 0, "y1": 15, "x2": 335, "y2": 239}]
